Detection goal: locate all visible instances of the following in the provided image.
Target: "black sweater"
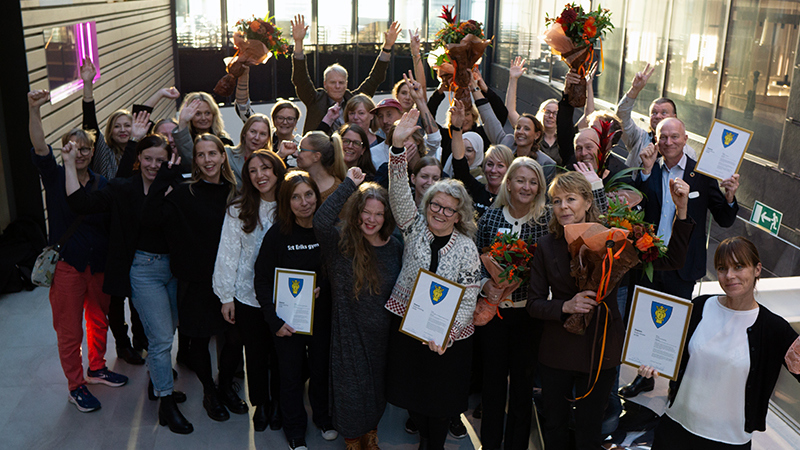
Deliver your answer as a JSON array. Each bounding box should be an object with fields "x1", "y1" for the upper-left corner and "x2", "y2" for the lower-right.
[{"x1": 254, "y1": 221, "x2": 332, "y2": 334}]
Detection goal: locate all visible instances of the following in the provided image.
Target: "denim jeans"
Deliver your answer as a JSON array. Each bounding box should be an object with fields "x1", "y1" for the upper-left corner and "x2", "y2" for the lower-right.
[{"x1": 129, "y1": 251, "x2": 177, "y2": 397}]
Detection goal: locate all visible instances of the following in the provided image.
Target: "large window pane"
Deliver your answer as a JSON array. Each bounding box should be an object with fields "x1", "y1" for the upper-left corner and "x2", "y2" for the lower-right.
[
  {"x1": 621, "y1": 1, "x2": 670, "y2": 116},
  {"x1": 395, "y1": 0, "x2": 425, "y2": 40},
  {"x1": 176, "y1": 0, "x2": 223, "y2": 48},
  {"x1": 275, "y1": 0, "x2": 312, "y2": 43},
  {"x1": 717, "y1": 0, "x2": 799, "y2": 162},
  {"x1": 664, "y1": 0, "x2": 729, "y2": 136},
  {"x1": 594, "y1": 0, "x2": 627, "y2": 105},
  {"x1": 358, "y1": 3, "x2": 389, "y2": 43},
  {"x1": 319, "y1": 0, "x2": 354, "y2": 44},
  {"x1": 428, "y1": 0, "x2": 454, "y2": 41}
]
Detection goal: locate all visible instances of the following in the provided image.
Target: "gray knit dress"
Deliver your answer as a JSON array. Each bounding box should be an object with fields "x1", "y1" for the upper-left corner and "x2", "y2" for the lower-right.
[{"x1": 313, "y1": 178, "x2": 403, "y2": 438}]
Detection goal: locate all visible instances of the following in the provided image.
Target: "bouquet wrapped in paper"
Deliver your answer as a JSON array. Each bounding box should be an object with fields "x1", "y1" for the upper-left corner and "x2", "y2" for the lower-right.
[
  {"x1": 563, "y1": 223, "x2": 638, "y2": 334},
  {"x1": 430, "y1": 5, "x2": 492, "y2": 106},
  {"x1": 474, "y1": 232, "x2": 536, "y2": 326},
  {"x1": 214, "y1": 14, "x2": 290, "y2": 97},
  {"x1": 602, "y1": 196, "x2": 669, "y2": 282},
  {"x1": 542, "y1": 3, "x2": 614, "y2": 107}
]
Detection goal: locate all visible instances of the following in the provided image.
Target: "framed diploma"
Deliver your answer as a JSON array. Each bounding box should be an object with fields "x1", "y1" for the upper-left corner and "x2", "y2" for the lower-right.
[
  {"x1": 694, "y1": 119, "x2": 752, "y2": 182},
  {"x1": 621, "y1": 286, "x2": 694, "y2": 380},
  {"x1": 273, "y1": 268, "x2": 316, "y2": 335},
  {"x1": 400, "y1": 269, "x2": 465, "y2": 347}
]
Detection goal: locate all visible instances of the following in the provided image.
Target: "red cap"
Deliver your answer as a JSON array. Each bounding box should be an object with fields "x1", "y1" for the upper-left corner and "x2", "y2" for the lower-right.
[{"x1": 370, "y1": 98, "x2": 403, "y2": 114}]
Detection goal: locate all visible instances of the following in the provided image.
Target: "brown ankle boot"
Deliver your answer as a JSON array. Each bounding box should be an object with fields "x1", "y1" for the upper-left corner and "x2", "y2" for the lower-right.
[
  {"x1": 361, "y1": 429, "x2": 380, "y2": 450},
  {"x1": 345, "y1": 436, "x2": 362, "y2": 450}
]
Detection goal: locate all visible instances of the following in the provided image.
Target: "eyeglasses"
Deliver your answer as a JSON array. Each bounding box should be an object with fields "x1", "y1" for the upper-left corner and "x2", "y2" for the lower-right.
[
  {"x1": 298, "y1": 147, "x2": 318, "y2": 153},
  {"x1": 542, "y1": 111, "x2": 557, "y2": 117},
  {"x1": 342, "y1": 138, "x2": 364, "y2": 147},
  {"x1": 275, "y1": 115, "x2": 297, "y2": 123},
  {"x1": 429, "y1": 201, "x2": 457, "y2": 218},
  {"x1": 77, "y1": 147, "x2": 93, "y2": 155}
]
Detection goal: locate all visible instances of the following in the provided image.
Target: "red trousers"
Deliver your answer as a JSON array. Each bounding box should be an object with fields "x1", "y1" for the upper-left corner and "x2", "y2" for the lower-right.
[{"x1": 49, "y1": 261, "x2": 111, "y2": 391}]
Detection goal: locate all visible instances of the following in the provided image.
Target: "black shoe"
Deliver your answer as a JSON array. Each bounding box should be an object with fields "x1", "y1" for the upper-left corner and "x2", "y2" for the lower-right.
[
  {"x1": 132, "y1": 337, "x2": 148, "y2": 352},
  {"x1": 253, "y1": 404, "x2": 268, "y2": 432},
  {"x1": 472, "y1": 402, "x2": 482, "y2": 419},
  {"x1": 405, "y1": 416, "x2": 419, "y2": 434},
  {"x1": 418, "y1": 437, "x2": 429, "y2": 450},
  {"x1": 449, "y1": 416, "x2": 467, "y2": 439},
  {"x1": 148, "y1": 379, "x2": 186, "y2": 403},
  {"x1": 618, "y1": 375, "x2": 655, "y2": 398},
  {"x1": 269, "y1": 400, "x2": 282, "y2": 430},
  {"x1": 219, "y1": 381, "x2": 248, "y2": 414},
  {"x1": 116, "y1": 346, "x2": 145, "y2": 365},
  {"x1": 203, "y1": 390, "x2": 230, "y2": 422},
  {"x1": 158, "y1": 394, "x2": 193, "y2": 434},
  {"x1": 287, "y1": 438, "x2": 308, "y2": 450}
]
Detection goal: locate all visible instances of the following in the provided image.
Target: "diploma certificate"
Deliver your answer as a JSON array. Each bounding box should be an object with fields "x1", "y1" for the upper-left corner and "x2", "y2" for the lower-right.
[
  {"x1": 273, "y1": 268, "x2": 316, "y2": 335},
  {"x1": 621, "y1": 286, "x2": 693, "y2": 380},
  {"x1": 695, "y1": 119, "x2": 752, "y2": 182},
  {"x1": 400, "y1": 269, "x2": 465, "y2": 347}
]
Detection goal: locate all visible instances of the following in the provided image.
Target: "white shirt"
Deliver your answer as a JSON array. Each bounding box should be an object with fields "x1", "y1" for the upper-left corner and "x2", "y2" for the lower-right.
[
  {"x1": 667, "y1": 296, "x2": 759, "y2": 445},
  {"x1": 212, "y1": 200, "x2": 276, "y2": 308}
]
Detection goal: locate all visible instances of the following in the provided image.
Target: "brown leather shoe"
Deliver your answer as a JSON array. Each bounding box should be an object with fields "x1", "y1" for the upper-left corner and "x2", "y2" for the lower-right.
[
  {"x1": 345, "y1": 437, "x2": 362, "y2": 450},
  {"x1": 361, "y1": 429, "x2": 380, "y2": 450}
]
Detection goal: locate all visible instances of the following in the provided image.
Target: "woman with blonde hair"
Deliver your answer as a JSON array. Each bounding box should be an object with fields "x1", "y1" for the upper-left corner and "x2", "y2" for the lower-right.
[
  {"x1": 172, "y1": 92, "x2": 233, "y2": 172},
  {"x1": 314, "y1": 167, "x2": 403, "y2": 450},
  {"x1": 294, "y1": 131, "x2": 347, "y2": 202}
]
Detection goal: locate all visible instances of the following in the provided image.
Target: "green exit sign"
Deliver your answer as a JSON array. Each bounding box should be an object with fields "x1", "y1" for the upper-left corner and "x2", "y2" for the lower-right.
[{"x1": 750, "y1": 201, "x2": 782, "y2": 236}]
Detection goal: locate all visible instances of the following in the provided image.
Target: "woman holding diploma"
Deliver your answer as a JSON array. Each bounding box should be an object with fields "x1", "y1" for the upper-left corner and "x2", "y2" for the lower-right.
[
  {"x1": 384, "y1": 110, "x2": 482, "y2": 450},
  {"x1": 213, "y1": 150, "x2": 287, "y2": 431},
  {"x1": 313, "y1": 166, "x2": 403, "y2": 449},
  {"x1": 638, "y1": 236, "x2": 800, "y2": 449},
  {"x1": 527, "y1": 172, "x2": 694, "y2": 450},
  {"x1": 254, "y1": 171, "x2": 337, "y2": 449}
]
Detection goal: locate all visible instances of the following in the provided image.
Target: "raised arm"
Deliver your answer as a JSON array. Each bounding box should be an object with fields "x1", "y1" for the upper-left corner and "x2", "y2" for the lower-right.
[
  {"x1": 473, "y1": 84, "x2": 508, "y2": 145},
  {"x1": 405, "y1": 71, "x2": 437, "y2": 134},
  {"x1": 28, "y1": 90, "x2": 50, "y2": 156},
  {"x1": 505, "y1": 56, "x2": 526, "y2": 128},
  {"x1": 234, "y1": 67, "x2": 254, "y2": 123},
  {"x1": 388, "y1": 110, "x2": 422, "y2": 231},
  {"x1": 619, "y1": 63, "x2": 657, "y2": 168},
  {"x1": 313, "y1": 174, "x2": 359, "y2": 241},
  {"x1": 290, "y1": 15, "x2": 317, "y2": 106},
  {"x1": 576, "y1": 63, "x2": 597, "y2": 129},
  {"x1": 354, "y1": 21, "x2": 400, "y2": 97},
  {"x1": 475, "y1": 69, "x2": 509, "y2": 126},
  {"x1": 410, "y1": 29, "x2": 427, "y2": 99},
  {"x1": 142, "y1": 86, "x2": 180, "y2": 109},
  {"x1": 80, "y1": 59, "x2": 100, "y2": 133}
]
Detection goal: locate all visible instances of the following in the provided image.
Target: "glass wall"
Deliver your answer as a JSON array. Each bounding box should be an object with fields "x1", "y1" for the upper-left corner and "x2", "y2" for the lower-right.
[
  {"x1": 494, "y1": 0, "x2": 797, "y2": 163},
  {"x1": 176, "y1": 0, "x2": 223, "y2": 48}
]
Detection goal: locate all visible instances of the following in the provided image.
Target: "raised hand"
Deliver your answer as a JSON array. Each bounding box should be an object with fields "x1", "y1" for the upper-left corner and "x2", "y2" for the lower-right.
[
  {"x1": 291, "y1": 15, "x2": 308, "y2": 43},
  {"x1": 720, "y1": 173, "x2": 740, "y2": 204},
  {"x1": 586, "y1": 61, "x2": 599, "y2": 82},
  {"x1": 178, "y1": 99, "x2": 201, "y2": 128},
  {"x1": 277, "y1": 140, "x2": 298, "y2": 159},
  {"x1": 509, "y1": 56, "x2": 527, "y2": 80},
  {"x1": 402, "y1": 71, "x2": 424, "y2": 101},
  {"x1": 472, "y1": 67, "x2": 488, "y2": 91},
  {"x1": 384, "y1": 21, "x2": 401, "y2": 48},
  {"x1": 669, "y1": 177, "x2": 689, "y2": 219},
  {"x1": 166, "y1": 152, "x2": 181, "y2": 170},
  {"x1": 323, "y1": 102, "x2": 341, "y2": 124},
  {"x1": 79, "y1": 58, "x2": 96, "y2": 83},
  {"x1": 28, "y1": 90, "x2": 50, "y2": 109},
  {"x1": 131, "y1": 111, "x2": 151, "y2": 141},
  {"x1": 564, "y1": 69, "x2": 582, "y2": 90},
  {"x1": 159, "y1": 87, "x2": 180, "y2": 99},
  {"x1": 575, "y1": 161, "x2": 601, "y2": 185},
  {"x1": 449, "y1": 99, "x2": 465, "y2": 128},
  {"x1": 391, "y1": 109, "x2": 421, "y2": 147},
  {"x1": 410, "y1": 29, "x2": 421, "y2": 55},
  {"x1": 61, "y1": 140, "x2": 78, "y2": 166},
  {"x1": 629, "y1": 63, "x2": 656, "y2": 98},
  {"x1": 346, "y1": 166, "x2": 366, "y2": 185},
  {"x1": 639, "y1": 143, "x2": 658, "y2": 175}
]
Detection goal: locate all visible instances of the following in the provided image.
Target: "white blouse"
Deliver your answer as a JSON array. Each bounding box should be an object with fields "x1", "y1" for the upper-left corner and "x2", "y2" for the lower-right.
[{"x1": 212, "y1": 200, "x2": 276, "y2": 308}]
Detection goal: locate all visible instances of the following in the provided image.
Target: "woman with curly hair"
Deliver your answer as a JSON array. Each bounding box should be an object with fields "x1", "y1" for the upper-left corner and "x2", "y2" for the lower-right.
[{"x1": 313, "y1": 166, "x2": 403, "y2": 450}]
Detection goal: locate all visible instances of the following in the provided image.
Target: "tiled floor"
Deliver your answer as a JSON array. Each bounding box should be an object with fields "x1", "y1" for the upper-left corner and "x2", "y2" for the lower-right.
[{"x1": 2, "y1": 285, "x2": 798, "y2": 450}]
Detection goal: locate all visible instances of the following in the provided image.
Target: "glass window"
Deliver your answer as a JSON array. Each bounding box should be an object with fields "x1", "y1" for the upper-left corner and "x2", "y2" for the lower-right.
[
  {"x1": 717, "y1": 0, "x2": 799, "y2": 162},
  {"x1": 395, "y1": 0, "x2": 425, "y2": 43},
  {"x1": 275, "y1": 0, "x2": 312, "y2": 44},
  {"x1": 358, "y1": 3, "x2": 389, "y2": 44},
  {"x1": 428, "y1": 0, "x2": 454, "y2": 41},
  {"x1": 664, "y1": 0, "x2": 729, "y2": 136},
  {"x1": 176, "y1": 0, "x2": 223, "y2": 48},
  {"x1": 318, "y1": 0, "x2": 354, "y2": 44},
  {"x1": 594, "y1": 0, "x2": 627, "y2": 105}
]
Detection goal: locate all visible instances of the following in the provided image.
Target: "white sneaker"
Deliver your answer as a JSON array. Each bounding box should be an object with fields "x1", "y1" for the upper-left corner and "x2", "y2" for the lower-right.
[{"x1": 320, "y1": 426, "x2": 339, "y2": 441}]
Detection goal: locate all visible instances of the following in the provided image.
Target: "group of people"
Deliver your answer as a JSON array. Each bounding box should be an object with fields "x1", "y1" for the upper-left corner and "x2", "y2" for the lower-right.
[{"x1": 26, "y1": 14, "x2": 800, "y2": 450}]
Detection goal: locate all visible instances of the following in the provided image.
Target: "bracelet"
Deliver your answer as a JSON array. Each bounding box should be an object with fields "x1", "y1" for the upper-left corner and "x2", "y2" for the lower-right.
[
  {"x1": 382, "y1": 47, "x2": 392, "y2": 54},
  {"x1": 449, "y1": 126, "x2": 462, "y2": 132}
]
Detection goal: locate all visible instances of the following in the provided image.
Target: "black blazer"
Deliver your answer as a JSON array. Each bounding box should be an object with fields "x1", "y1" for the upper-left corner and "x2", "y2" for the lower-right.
[{"x1": 635, "y1": 157, "x2": 737, "y2": 281}]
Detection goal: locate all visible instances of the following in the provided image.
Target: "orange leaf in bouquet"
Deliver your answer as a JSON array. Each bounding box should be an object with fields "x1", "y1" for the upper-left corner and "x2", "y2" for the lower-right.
[
  {"x1": 562, "y1": 223, "x2": 639, "y2": 334},
  {"x1": 473, "y1": 253, "x2": 522, "y2": 326}
]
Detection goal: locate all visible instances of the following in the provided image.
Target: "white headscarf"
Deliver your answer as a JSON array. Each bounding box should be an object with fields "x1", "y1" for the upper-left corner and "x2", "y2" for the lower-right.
[{"x1": 443, "y1": 131, "x2": 484, "y2": 177}]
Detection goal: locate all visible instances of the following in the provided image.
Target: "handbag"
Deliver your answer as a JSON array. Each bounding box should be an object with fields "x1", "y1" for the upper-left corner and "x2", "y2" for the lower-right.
[{"x1": 31, "y1": 176, "x2": 99, "y2": 287}]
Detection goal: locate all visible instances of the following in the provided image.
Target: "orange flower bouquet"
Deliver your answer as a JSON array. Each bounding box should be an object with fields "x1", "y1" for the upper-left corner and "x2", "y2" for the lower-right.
[
  {"x1": 430, "y1": 5, "x2": 492, "y2": 106},
  {"x1": 474, "y1": 232, "x2": 536, "y2": 326},
  {"x1": 602, "y1": 196, "x2": 668, "y2": 282},
  {"x1": 214, "y1": 13, "x2": 290, "y2": 97},
  {"x1": 542, "y1": 3, "x2": 614, "y2": 107}
]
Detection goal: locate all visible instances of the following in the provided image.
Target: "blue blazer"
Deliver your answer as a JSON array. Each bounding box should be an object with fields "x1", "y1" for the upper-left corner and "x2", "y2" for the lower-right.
[{"x1": 636, "y1": 156, "x2": 738, "y2": 281}]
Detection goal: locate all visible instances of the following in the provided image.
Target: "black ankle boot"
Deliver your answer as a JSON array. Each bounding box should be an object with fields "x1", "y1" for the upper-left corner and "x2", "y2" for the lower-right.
[
  {"x1": 148, "y1": 379, "x2": 187, "y2": 403},
  {"x1": 159, "y1": 394, "x2": 193, "y2": 434},
  {"x1": 218, "y1": 381, "x2": 248, "y2": 414},
  {"x1": 253, "y1": 404, "x2": 268, "y2": 432},
  {"x1": 203, "y1": 390, "x2": 230, "y2": 422},
  {"x1": 269, "y1": 400, "x2": 282, "y2": 430}
]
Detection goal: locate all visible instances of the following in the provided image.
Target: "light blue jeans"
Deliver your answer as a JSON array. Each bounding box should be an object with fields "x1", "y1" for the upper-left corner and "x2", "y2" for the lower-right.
[{"x1": 130, "y1": 251, "x2": 178, "y2": 397}]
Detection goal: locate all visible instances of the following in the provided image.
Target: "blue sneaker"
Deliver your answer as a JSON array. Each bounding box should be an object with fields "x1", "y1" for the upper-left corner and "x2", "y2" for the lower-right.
[
  {"x1": 69, "y1": 385, "x2": 101, "y2": 412},
  {"x1": 86, "y1": 367, "x2": 128, "y2": 387}
]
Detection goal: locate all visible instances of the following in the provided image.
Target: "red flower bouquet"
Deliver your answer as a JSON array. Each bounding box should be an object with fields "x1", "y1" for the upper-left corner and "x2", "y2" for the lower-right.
[
  {"x1": 474, "y1": 232, "x2": 536, "y2": 326},
  {"x1": 214, "y1": 13, "x2": 290, "y2": 97},
  {"x1": 542, "y1": 3, "x2": 614, "y2": 107},
  {"x1": 429, "y1": 5, "x2": 492, "y2": 106}
]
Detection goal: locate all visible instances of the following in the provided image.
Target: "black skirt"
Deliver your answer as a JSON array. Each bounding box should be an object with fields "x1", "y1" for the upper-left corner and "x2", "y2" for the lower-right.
[
  {"x1": 385, "y1": 315, "x2": 473, "y2": 417},
  {"x1": 177, "y1": 280, "x2": 230, "y2": 338}
]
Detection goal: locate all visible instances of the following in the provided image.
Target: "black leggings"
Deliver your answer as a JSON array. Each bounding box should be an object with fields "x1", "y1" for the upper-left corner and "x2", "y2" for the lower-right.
[
  {"x1": 188, "y1": 327, "x2": 243, "y2": 394},
  {"x1": 409, "y1": 410, "x2": 449, "y2": 450}
]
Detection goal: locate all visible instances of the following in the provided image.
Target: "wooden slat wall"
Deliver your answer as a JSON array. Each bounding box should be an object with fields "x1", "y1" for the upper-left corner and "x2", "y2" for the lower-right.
[{"x1": 22, "y1": 0, "x2": 177, "y2": 150}]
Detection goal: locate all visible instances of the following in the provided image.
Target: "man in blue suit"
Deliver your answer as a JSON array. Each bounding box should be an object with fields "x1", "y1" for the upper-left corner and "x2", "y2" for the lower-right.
[{"x1": 635, "y1": 117, "x2": 740, "y2": 299}]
